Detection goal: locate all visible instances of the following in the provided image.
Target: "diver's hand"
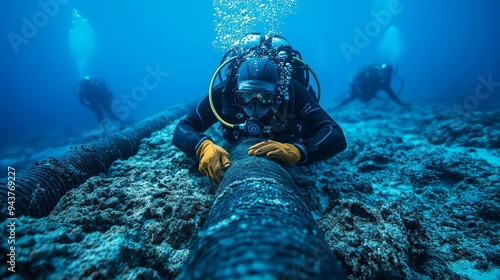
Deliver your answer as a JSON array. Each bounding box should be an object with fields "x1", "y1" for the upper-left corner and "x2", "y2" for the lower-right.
[
  {"x1": 248, "y1": 140, "x2": 301, "y2": 165},
  {"x1": 196, "y1": 140, "x2": 231, "y2": 184}
]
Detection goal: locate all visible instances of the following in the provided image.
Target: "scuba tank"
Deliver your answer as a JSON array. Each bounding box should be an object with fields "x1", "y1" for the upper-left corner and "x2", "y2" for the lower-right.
[{"x1": 209, "y1": 32, "x2": 321, "y2": 141}]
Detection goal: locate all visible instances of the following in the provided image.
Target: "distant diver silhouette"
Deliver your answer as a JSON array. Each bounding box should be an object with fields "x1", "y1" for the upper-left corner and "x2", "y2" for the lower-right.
[{"x1": 337, "y1": 63, "x2": 408, "y2": 107}]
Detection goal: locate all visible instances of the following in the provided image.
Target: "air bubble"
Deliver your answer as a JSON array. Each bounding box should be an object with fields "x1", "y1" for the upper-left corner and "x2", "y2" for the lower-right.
[{"x1": 212, "y1": 0, "x2": 298, "y2": 52}]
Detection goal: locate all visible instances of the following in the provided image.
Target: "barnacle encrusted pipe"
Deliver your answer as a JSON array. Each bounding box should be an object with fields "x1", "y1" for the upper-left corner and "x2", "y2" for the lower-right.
[
  {"x1": 179, "y1": 138, "x2": 346, "y2": 279},
  {"x1": 0, "y1": 101, "x2": 198, "y2": 220}
]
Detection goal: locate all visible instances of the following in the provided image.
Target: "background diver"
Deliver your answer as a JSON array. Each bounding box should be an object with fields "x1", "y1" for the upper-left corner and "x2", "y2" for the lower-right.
[
  {"x1": 172, "y1": 33, "x2": 347, "y2": 184},
  {"x1": 337, "y1": 63, "x2": 409, "y2": 107},
  {"x1": 77, "y1": 76, "x2": 125, "y2": 128}
]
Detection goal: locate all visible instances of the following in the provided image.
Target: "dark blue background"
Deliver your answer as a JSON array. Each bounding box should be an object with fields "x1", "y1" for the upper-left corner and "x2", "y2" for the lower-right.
[{"x1": 1, "y1": 0, "x2": 499, "y2": 145}]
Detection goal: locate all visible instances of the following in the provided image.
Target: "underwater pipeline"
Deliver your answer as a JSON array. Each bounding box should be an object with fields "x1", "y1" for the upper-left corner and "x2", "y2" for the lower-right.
[
  {"x1": 0, "y1": 100, "x2": 198, "y2": 221},
  {"x1": 178, "y1": 138, "x2": 347, "y2": 279}
]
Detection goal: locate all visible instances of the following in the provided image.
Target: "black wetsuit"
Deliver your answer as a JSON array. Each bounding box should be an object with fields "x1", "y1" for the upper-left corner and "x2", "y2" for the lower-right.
[
  {"x1": 172, "y1": 79, "x2": 347, "y2": 165},
  {"x1": 339, "y1": 66, "x2": 406, "y2": 107},
  {"x1": 79, "y1": 82, "x2": 122, "y2": 124}
]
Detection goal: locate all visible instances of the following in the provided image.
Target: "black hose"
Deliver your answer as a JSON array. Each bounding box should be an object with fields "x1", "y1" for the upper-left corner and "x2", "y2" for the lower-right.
[
  {"x1": 178, "y1": 138, "x2": 347, "y2": 279},
  {"x1": 395, "y1": 75, "x2": 405, "y2": 96},
  {"x1": 0, "y1": 100, "x2": 198, "y2": 220}
]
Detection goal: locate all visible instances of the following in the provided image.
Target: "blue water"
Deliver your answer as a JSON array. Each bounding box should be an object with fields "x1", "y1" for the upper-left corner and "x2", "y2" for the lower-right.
[
  {"x1": 1, "y1": 0, "x2": 499, "y2": 146},
  {"x1": 1, "y1": 2, "x2": 500, "y2": 279}
]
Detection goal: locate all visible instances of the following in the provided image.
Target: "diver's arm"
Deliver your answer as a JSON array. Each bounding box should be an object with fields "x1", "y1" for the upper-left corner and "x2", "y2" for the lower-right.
[
  {"x1": 294, "y1": 81, "x2": 347, "y2": 165},
  {"x1": 79, "y1": 92, "x2": 89, "y2": 106},
  {"x1": 172, "y1": 91, "x2": 221, "y2": 156},
  {"x1": 384, "y1": 86, "x2": 407, "y2": 107},
  {"x1": 336, "y1": 88, "x2": 358, "y2": 108}
]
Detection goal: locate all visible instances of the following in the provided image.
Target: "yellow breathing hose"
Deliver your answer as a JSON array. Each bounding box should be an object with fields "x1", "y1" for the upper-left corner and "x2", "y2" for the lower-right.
[
  {"x1": 208, "y1": 56, "x2": 237, "y2": 129},
  {"x1": 208, "y1": 56, "x2": 321, "y2": 129},
  {"x1": 292, "y1": 57, "x2": 321, "y2": 102}
]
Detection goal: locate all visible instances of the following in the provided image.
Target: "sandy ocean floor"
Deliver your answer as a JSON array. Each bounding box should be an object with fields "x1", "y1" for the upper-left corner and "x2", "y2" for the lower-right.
[{"x1": 1, "y1": 101, "x2": 499, "y2": 279}]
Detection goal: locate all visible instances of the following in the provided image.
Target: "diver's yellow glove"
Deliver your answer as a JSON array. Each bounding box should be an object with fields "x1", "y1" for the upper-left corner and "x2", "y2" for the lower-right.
[
  {"x1": 248, "y1": 140, "x2": 301, "y2": 165},
  {"x1": 196, "y1": 140, "x2": 231, "y2": 184}
]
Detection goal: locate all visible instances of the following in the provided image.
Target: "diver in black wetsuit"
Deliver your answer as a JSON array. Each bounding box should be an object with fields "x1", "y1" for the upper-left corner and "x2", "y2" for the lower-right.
[
  {"x1": 172, "y1": 34, "x2": 347, "y2": 184},
  {"x1": 337, "y1": 63, "x2": 409, "y2": 107},
  {"x1": 78, "y1": 76, "x2": 124, "y2": 127}
]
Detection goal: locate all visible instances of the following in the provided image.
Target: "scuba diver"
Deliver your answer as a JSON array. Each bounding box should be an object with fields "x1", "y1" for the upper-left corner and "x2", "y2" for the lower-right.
[
  {"x1": 172, "y1": 33, "x2": 347, "y2": 184},
  {"x1": 77, "y1": 76, "x2": 125, "y2": 127},
  {"x1": 337, "y1": 63, "x2": 409, "y2": 107}
]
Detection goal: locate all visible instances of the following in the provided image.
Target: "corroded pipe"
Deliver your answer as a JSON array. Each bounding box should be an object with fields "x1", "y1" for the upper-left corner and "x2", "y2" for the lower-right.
[
  {"x1": 179, "y1": 138, "x2": 346, "y2": 279},
  {"x1": 0, "y1": 101, "x2": 198, "y2": 220}
]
